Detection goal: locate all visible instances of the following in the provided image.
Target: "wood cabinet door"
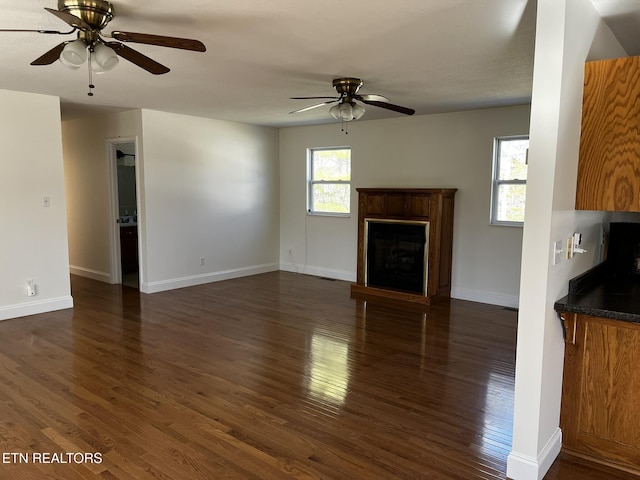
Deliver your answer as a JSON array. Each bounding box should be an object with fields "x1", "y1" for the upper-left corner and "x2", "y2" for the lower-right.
[
  {"x1": 562, "y1": 315, "x2": 640, "y2": 472},
  {"x1": 577, "y1": 56, "x2": 640, "y2": 212}
]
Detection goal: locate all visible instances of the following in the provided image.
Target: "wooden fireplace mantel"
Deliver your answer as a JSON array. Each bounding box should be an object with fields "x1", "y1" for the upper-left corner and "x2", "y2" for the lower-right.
[{"x1": 350, "y1": 188, "x2": 457, "y2": 306}]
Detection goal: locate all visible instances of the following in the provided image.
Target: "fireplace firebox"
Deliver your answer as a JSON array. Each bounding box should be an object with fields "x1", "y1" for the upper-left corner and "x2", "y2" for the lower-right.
[
  {"x1": 351, "y1": 188, "x2": 456, "y2": 306},
  {"x1": 365, "y1": 220, "x2": 429, "y2": 294}
]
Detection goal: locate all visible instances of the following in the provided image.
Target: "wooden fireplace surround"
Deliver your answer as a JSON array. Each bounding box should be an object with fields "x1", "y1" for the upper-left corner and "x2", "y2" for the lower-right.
[{"x1": 350, "y1": 188, "x2": 457, "y2": 306}]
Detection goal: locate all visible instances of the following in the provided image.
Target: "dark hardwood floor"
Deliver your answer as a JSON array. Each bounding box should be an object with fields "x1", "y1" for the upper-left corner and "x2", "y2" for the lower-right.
[{"x1": 0, "y1": 272, "x2": 636, "y2": 479}]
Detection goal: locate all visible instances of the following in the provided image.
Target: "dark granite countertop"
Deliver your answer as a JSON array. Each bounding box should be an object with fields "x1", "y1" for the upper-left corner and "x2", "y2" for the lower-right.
[{"x1": 554, "y1": 262, "x2": 640, "y2": 323}]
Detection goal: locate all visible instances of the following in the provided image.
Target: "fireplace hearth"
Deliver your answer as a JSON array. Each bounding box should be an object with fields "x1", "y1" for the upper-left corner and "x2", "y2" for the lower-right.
[{"x1": 351, "y1": 188, "x2": 456, "y2": 306}]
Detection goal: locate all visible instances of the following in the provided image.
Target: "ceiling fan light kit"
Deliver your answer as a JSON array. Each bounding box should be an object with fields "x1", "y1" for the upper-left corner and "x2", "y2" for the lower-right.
[
  {"x1": 329, "y1": 102, "x2": 365, "y2": 122},
  {"x1": 290, "y1": 77, "x2": 415, "y2": 131},
  {"x1": 90, "y1": 42, "x2": 119, "y2": 73},
  {"x1": 0, "y1": 0, "x2": 206, "y2": 96},
  {"x1": 59, "y1": 38, "x2": 87, "y2": 68}
]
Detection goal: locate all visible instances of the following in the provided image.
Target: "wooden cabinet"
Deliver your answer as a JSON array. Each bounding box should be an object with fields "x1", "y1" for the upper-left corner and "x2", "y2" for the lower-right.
[
  {"x1": 559, "y1": 312, "x2": 640, "y2": 474},
  {"x1": 351, "y1": 188, "x2": 456, "y2": 306},
  {"x1": 577, "y1": 55, "x2": 640, "y2": 211}
]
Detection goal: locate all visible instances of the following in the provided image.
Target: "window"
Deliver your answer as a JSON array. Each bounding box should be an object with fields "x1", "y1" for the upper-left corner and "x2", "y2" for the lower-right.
[
  {"x1": 490, "y1": 136, "x2": 529, "y2": 226},
  {"x1": 307, "y1": 147, "x2": 351, "y2": 215}
]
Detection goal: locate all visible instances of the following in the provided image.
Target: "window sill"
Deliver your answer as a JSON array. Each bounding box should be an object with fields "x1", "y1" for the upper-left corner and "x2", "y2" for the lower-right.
[
  {"x1": 307, "y1": 211, "x2": 351, "y2": 218},
  {"x1": 490, "y1": 221, "x2": 524, "y2": 228}
]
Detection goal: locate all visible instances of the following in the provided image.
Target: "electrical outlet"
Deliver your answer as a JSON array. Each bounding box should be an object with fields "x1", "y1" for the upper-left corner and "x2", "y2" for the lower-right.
[
  {"x1": 567, "y1": 232, "x2": 587, "y2": 259},
  {"x1": 25, "y1": 279, "x2": 36, "y2": 297},
  {"x1": 287, "y1": 248, "x2": 293, "y2": 255},
  {"x1": 572, "y1": 232, "x2": 587, "y2": 254},
  {"x1": 200, "y1": 257, "x2": 205, "y2": 266}
]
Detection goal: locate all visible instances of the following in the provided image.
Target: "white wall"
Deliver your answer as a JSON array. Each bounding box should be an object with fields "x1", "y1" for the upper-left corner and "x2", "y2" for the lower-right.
[
  {"x1": 62, "y1": 109, "x2": 143, "y2": 282},
  {"x1": 139, "y1": 110, "x2": 280, "y2": 293},
  {"x1": 0, "y1": 90, "x2": 73, "y2": 321},
  {"x1": 279, "y1": 105, "x2": 531, "y2": 307},
  {"x1": 63, "y1": 109, "x2": 280, "y2": 293},
  {"x1": 507, "y1": 0, "x2": 627, "y2": 478}
]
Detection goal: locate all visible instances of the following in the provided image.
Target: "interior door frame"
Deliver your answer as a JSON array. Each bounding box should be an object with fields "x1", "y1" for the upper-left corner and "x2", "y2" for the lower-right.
[{"x1": 106, "y1": 136, "x2": 141, "y2": 286}]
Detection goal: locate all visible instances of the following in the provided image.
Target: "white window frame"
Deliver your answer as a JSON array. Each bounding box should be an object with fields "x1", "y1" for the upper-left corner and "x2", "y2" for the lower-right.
[
  {"x1": 307, "y1": 147, "x2": 351, "y2": 217},
  {"x1": 490, "y1": 135, "x2": 529, "y2": 227}
]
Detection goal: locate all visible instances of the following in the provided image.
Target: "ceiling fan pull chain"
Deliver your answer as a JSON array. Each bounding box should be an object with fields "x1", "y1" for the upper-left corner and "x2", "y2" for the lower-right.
[{"x1": 87, "y1": 48, "x2": 95, "y2": 97}]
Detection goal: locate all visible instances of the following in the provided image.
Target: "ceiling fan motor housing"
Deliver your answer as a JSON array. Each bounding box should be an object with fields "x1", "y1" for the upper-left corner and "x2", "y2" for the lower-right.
[
  {"x1": 333, "y1": 77, "x2": 363, "y2": 98},
  {"x1": 58, "y1": 0, "x2": 114, "y2": 30}
]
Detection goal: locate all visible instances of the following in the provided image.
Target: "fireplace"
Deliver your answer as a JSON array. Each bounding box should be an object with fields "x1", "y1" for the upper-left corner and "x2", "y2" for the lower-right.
[
  {"x1": 351, "y1": 188, "x2": 456, "y2": 306},
  {"x1": 365, "y1": 219, "x2": 429, "y2": 294}
]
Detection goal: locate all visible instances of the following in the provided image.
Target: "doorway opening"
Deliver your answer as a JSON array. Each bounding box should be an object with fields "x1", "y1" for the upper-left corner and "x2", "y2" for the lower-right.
[{"x1": 107, "y1": 138, "x2": 140, "y2": 289}]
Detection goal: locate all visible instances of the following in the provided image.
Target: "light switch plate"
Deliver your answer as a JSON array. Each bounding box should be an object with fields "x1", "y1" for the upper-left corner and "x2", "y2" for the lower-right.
[{"x1": 553, "y1": 240, "x2": 563, "y2": 265}]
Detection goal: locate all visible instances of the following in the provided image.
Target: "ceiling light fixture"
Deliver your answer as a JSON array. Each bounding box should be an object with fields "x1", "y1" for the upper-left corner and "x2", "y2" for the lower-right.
[
  {"x1": 90, "y1": 42, "x2": 119, "y2": 73},
  {"x1": 59, "y1": 39, "x2": 87, "y2": 69},
  {"x1": 60, "y1": 40, "x2": 119, "y2": 73},
  {"x1": 58, "y1": 36, "x2": 119, "y2": 95},
  {"x1": 0, "y1": 0, "x2": 205, "y2": 97},
  {"x1": 290, "y1": 78, "x2": 414, "y2": 134},
  {"x1": 328, "y1": 99, "x2": 366, "y2": 133},
  {"x1": 329, "y1": 100, "x2": 366, "y2": 122}
]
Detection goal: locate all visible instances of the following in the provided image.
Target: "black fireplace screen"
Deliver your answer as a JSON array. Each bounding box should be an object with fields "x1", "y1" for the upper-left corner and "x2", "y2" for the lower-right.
[{"x1": 365, "y1": 220, "x2": 428, "y2": 294}]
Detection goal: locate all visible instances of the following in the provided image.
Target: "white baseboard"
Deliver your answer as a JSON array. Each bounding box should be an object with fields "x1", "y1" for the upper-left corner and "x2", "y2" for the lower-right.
[
  {"x1": 141, "y1": 263, "x2": 280, "y2": 294},
  {"x1": 279, "y1": 263, "x2": 356, "y2": 282},
  {"x1": 506, "y1": 428, "x2": 562, "y2": 480},
  {"x1": 0, "y1": 296, "x2": 74, "y2": 322},
  {"x1": 451, "y1": 286, "x2": 519, "y2": 308},
  {"x1": 69, "y1": 265, "x2": 112, "y2": 283}
]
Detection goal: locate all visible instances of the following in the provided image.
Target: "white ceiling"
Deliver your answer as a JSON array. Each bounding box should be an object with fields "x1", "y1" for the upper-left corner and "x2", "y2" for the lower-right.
[{"x1": 0, "y1": 1, "x2": 635, "y2": 127}]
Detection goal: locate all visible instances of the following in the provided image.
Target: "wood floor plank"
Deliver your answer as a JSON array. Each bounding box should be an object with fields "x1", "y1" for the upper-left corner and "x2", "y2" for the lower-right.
[{"x1": 0, "y1": 272, "x2": 635, "y2": 479}]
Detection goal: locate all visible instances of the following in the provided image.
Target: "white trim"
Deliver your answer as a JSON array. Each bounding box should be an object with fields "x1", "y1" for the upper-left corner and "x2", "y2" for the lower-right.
[
  {"x1": 506, "y1": 428, "x2": 562, "y2": 480},
  {"x1": 451, "y1": 286, "x2": 520, "y2": 309},
  {"x1": 69, "y1": 265, "x2": 112, "y2": 283},
  {"x1": 490, "y1": 135, "x2": 529, "y2": 226},
  {"x1": 105, "y1": 137, "x2": 141, "y2": 287},
  {"x1": 307, "y1": 147, "x2": 352, "y2": 215},
  {"x1": 0, "y1": 296, "x2": 74, "y2": 322},
  {"x1": 106, "y1": 140, "x2": 122, "y2": 285},
  {"x1": 141, "y1": 263, "x2": 279, "y2": 294},
  {"x1": 279, "y1": 264, "x2": 356, "y2": 282}
]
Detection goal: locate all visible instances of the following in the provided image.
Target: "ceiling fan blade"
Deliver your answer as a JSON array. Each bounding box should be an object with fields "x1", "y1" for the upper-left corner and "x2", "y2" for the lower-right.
[
  {"x1": 44, "y1": 7, "x2": 91, "y2": 31},
  {"x1": 360, "y1": 99, "x2": 415, "y2": 115},
  {"x1": 111, "y1": 31, "x2": 206, "y2": 52},
  {"x1": 105, "y1": 42, "x2": 170, "y2": 75},
  {"x1": 357, "y1": 94, "x2": 390, "y2": 102},
  {"x1": 290, "y1": 96, "x2": 339, "y2": 100},
  {"x1": 30, "y1": 42, "x2": 67, "y2": 65},
  {"x1": 290, "y1": 100, "x2": 338, "y2": 114},
  {"x1": 0, "y1": 28, "x2": 75, "y2": 34}
]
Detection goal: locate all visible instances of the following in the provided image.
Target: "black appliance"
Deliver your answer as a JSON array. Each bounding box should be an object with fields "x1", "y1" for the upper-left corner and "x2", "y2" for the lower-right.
[{"x1": 607, "y1": 222, "x2": 640, "y2": 278}]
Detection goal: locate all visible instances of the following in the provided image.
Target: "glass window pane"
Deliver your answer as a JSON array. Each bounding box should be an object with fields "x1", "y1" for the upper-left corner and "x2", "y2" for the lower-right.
[
  {"x1": 496, "y1": 184, "x2": 526, "y2": 222},
  {"x1": 312, "y1": 183, "x2": 350, "y2": 213},
  {"x1": 498, "y1": 139, "x2": 528, "y2": 181},
  {"x1": 312, "y1": 149, "x2": 351, "y2": 181}
]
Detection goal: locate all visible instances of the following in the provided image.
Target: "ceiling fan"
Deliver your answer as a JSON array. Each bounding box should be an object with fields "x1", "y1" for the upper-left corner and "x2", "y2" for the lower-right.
[
  {"x1": 290, "y1": 78, "x2": 415, "y2": 122},
  {"x1": 0, "y1": 0, "x2": 206, "y2": 94}
]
